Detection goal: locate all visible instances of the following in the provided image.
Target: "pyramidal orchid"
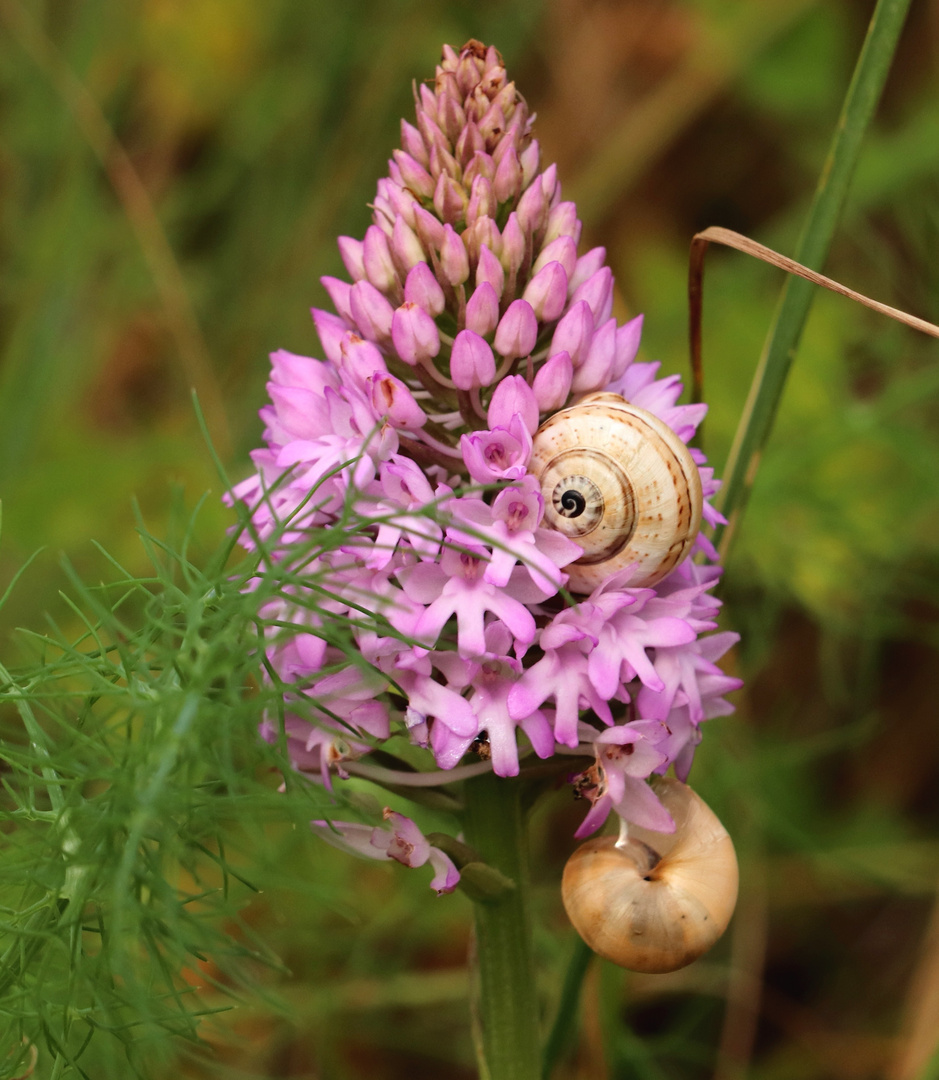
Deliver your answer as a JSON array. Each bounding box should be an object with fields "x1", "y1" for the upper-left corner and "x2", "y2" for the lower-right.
[{"x1": 230, "y1": 38, "x2": 740, "y2": 927}]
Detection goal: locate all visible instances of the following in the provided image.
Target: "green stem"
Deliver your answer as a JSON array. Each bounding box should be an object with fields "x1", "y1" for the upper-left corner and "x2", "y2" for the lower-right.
[
  {"x1": 462, "y1": 773, "x2": 541, "y2": 1080},
  {"x1": 712, "y1": 0, "x2": 913, "y2": 557},
  {"x1": 541, "y1": 937, "x2": 593, "y2": 1079}
]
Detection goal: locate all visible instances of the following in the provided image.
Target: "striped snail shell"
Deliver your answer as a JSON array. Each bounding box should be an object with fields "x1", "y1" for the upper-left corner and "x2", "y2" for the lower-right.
[
  {"x1": 561, "y1": 778, "x2": 738, "y2": 974},
  {"x1": 529, "y1": 392, "x2": 703, "y2": 593}
]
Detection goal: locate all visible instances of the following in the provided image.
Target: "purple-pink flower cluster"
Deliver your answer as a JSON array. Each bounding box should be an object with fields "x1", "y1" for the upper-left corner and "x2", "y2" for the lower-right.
[{"x1": 230, "y1": 42, "x2": 741, "y2": 892}]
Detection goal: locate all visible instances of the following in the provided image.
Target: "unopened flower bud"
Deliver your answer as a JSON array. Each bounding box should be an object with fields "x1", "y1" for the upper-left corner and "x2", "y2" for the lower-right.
[
  {"x1": 374, "y1": 178, "x2": 418, "y2": 232},
  {"x1": 464, "y1": 152, "x2": 495, "y2": 189},
  {"x1": 392, "y1": 301, "x2": 441, "y2": 364},
  {"x1": 417, "y1": 110, "x2": 448, "y2": 157},
  {"x1": 516, "y1": 175, "x2": 546, "y2": 237},
  {"x1": 321, "y1": 276, "x2": 354, "y2": 323},
  {"x1": 437, "y1": 92, "x2": 466, "y2": 147},
  {"x1": 611, "y1": 314, "x2": 643, "y2": 381},
  {"x1": 494, "y1": 299, "x2": 537, "y2": 360},
  {"x1": 350, "y1": 280, "x2": 394, "y2": 342},
  {"x1": 451, "y1": 329, "x2": 496, "y2": 389},
  {"x1": 571, "y1": 316, "x2": 616, "y2": 392},
  {"x1": 464, "y1": 217, "x2": 502, "y2": 266},
  {"x1": 404, "y1": 262, "x2": 445, "y2": 316},
  {"x1": 522, "y1": 261, "x2": 568, "y2": 322},
  {"x1": 417, "y1": 83, "x2": 439, "y2": 126},
  {"x1": 311, "y1": 308, "x2": 348, "y2": 362},
  {"x1": 519, "y1": 139, "x2": 540, "y2": 187},
  {"x1": 493, "y1": 145, "x2": 522, "y2": 203},
  {"x1": 369, "y1": 373, "x2": 427, "y2": 429},
  {"x1": 429, "y1": 142, "x2": 460, "y2": 184},
  {"x1": 569, "y1": 247, "x2": 607, "y2": 293},
  {"x1": 478, "y1": 101, "x2": 507, "y2": 145},
  {"x1": 391, "y1": 216, "x2": 426, "y2": 274},
  {"x1": 392, "y1": 149, "x2": 435, "y2": 199},
  {"x1": 533, "y1": 235, "x2": 578, "y2": 277},
  {"x1": 338, "y1": 336, "x2": 388, "y2": 394},
  {"x1": 544, "y1": 201, "x2": 581, "y2": 247},
  {"x1": 465, "y1": 280, "x2": 500, "y2": 336},
  {"x1": 455, "y1": 122, "x2": 486, "y2": 168},
  {"x1": 400, "y1": 119, "x2": 429, "y2": 166},
  {"x1": 550, "y1": 300, "x2": 594, "y2": 368},
  {"x1": 466, "y1": 175, "x2": 496, "y2": 225},
  {"x1": 476, "y1": 244, "x2": 505, "y2": 298},
  {"x1": 500, "y1": 213, "x2": 525, "y2": 277},
  {"x1": 570, "y1": 265, "x2": 614, "y2": 323},
  {"x1": 434, "y1": 173, "x2": 468, "y2": 225},
  {"x1": 532, "y1": 351, "x2": 573, "y2": 412},
  {"x1": 363, "y1": 225, "x2": 398, "y2": 292},
  {"x1": 488, "y1": 374, "x2": 539, "y2": 434},
  {"x1": 412, "y1": 205, "x2": 446, "y2": 251},
  {"x1": 440, "y1": 224, "x2": 470, "y2": 285},
  {"x1": 337, "y1": 236, "x2": 365, "y2": 281}
]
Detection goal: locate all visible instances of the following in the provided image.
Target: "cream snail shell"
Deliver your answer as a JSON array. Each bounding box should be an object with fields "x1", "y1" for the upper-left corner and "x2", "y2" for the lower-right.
[
  {"x1": 529, "y1": 393, "x2": 703, "y2": 593},
  {"x1": 561, "y1": 778, "x2": 738, "y2": 973}
]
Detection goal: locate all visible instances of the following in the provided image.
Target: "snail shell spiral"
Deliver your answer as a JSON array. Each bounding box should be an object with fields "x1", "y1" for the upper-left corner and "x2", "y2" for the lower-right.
[
  {"x1": 529, "y1": 393, "x2": 703, "y2": 593},
  {"x1": 561, "y1": 778, "x2": 738, "y2": 974}
]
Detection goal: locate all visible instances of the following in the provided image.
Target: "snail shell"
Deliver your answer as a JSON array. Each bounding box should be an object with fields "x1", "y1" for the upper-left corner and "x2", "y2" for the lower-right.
[
  {"x1": 561, "y1": 777, "x2": 738, "y2": 973},
  {"x1": 529, "y1": 393, "x2": 703, "y2": 592}
]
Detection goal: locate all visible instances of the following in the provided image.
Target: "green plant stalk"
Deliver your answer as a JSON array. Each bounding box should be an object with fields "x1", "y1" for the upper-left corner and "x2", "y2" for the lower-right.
[
  {"x1": 712, "y1": 0, "x2": 913, "y2": 557},
  {"x1": 462, "y1": 772, "x2": 541, "y2": 1080}
]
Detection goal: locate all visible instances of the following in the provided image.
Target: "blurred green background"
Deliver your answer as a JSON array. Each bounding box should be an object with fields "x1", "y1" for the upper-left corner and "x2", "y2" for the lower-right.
[{"x1": 1, "y1": 0, "x2": 938, "y2": 1077}]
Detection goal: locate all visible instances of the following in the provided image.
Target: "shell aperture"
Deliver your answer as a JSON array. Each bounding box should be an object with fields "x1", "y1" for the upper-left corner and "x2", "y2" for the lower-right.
[{"x1": 530, "y1": 393, "x2": 703, "y2": 592}]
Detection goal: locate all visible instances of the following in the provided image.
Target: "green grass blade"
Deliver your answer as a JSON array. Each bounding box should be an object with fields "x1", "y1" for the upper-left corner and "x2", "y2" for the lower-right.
[{"x1": 712, "y1": 0, "x2": 914, "y2": 557}]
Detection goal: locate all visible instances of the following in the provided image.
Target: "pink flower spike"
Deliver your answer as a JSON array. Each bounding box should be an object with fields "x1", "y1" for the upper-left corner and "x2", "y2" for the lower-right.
[
  {"x1": 487, "y1": 375, "x2": 539, "y2": 435},
  {"x1": 522, "y1": 261, "x2": 568, "y2": 322},
  {"x1": 392, "y1": 301, "x2": 441, "y2": 365},
  {"x1": 465, "y1": 280, "x2": 500, "y2": 336},
  {"x1": 494, "y1": 299, "x2": 537, "y2": 361},
  {"x1": 350, "y1": 280, "x2": 394, "y2": 342},
  {"x1": 404, "y1": 262, "x2": 445, "y2": 316},
  {"x1": 451, "y1": 329, "x2": 496, "y2": 390},
  {"x1": 532, "y1": 351, "x2": 573, "y2": 412}
]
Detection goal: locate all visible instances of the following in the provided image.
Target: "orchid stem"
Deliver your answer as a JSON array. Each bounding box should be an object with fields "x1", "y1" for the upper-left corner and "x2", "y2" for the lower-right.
[{"x1": 462, "y1": 772, "x2": 541, "y2": 1080}]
